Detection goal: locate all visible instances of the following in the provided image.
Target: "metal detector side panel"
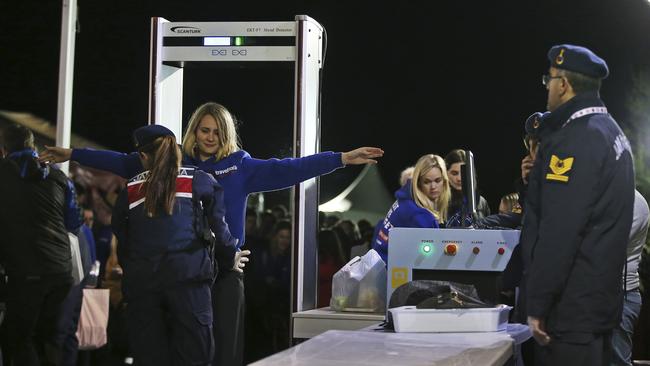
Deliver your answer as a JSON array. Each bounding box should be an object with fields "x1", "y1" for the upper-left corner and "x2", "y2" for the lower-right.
[
  {"x1": 292, "y1": 15, "x2": 323, "y2": 315},
  {"x1": 55, "y1": 0, "x2": 78, "y2": 175},
  {"x1": 149, "y1": 17, "x2": 184, "y2": 137}
]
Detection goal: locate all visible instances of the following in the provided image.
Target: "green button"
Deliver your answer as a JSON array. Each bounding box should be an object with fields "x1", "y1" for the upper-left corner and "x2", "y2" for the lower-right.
[{"x1": 420, "y1": 243, "x2": 434, "y2": 255}]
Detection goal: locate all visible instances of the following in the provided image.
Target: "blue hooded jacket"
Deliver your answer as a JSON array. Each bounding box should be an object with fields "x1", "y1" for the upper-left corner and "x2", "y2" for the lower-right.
[
  {"x1": 71, "y1": 148, "x2": 343, "y2": 247},
  {"x1": 372, "y1": 181, "x2": 440, "y2": 263}
]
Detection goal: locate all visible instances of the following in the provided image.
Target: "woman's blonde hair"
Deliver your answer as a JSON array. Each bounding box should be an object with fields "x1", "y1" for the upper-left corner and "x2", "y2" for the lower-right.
[
  {"x1": 411, "y1": 154, "x2": 451, "y2": 223},
  {"x1": 182, "y1": 102, "x2": 241, "y2": 161}
]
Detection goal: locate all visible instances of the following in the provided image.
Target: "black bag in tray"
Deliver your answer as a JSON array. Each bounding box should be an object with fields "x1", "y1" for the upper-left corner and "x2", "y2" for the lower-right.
[{"x1": 384, "y1": 280, "x2": 493, "y2": 330}]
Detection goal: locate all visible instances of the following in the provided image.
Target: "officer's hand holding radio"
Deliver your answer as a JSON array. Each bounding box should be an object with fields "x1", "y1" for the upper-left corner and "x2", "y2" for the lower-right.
[{"x1": 521, "y1": 155, "x2": 535, "y2": 184}]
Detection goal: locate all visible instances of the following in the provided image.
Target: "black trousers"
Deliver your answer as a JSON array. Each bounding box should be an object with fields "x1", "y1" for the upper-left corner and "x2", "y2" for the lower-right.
[
  {"x1": 55, "y1": 281, "x2": 84, "y2": 366},
  {"x1": 6, "y1": 274, "x2": 72, "y2": 366},
  {"x1": 212, "y1": 271, "x2": 245, "y2": 366},
  {"x1": 126, "y1": 282, "x2": 214, "y2": 366},
  {"x1": 535, "y1": 331, "x2": 613, "y2": 366}
]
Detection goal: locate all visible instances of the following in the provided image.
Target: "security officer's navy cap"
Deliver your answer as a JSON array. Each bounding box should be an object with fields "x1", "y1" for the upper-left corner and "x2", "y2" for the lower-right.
[
  {"x1": 548, "y1": 44, "x2": 609, "y2": 79},
  {"x1": 525, "y1": 111, "x2": 550, "y2": 138},
  {"x1": 133, "y1": 124, "x2": 175, "y2": 148}
]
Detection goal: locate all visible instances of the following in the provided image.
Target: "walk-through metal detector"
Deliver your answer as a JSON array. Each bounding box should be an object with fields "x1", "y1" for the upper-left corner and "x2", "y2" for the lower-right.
[{"x1": 148, "y1": 16, "x2": 324, "y2": 323}]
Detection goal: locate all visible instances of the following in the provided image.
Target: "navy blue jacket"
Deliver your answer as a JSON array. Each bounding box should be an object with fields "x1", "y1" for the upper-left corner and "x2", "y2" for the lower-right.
[
  {"x1": 519, "y1": 92, "x2": 635, "y2": 336},
  {"x1": 112, "y1": 166, "x2": 237, "y2": 299},
  {"x1": 72, "y1": 149, "x2": 343, "y2": 248},
  {"x1": 372, "y1": 181, "x2": 440, "y2": 263}
]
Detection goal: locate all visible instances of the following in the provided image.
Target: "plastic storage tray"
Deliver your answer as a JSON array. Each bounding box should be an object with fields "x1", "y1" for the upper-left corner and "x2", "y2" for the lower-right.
[{"x1": 389, "y1": 305, "x2": 512, "y2": 333}]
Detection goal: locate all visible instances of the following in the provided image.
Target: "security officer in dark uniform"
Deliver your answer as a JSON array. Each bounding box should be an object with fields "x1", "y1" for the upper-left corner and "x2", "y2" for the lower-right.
[
  {"x1": 481, "y1": 112, "x2": 547, "y2": 337},
  {"x1": 520, "y1": 44, "x2": 635, "y2": 365},
  {"x1": 111, "y1": 125, "x2": 238, "y2": 366},
  {"x1": 474, "y1": 111, "x2": 547, "y2": 230}
]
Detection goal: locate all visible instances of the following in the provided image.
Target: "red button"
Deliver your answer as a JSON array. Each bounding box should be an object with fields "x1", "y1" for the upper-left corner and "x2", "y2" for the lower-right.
[
  {"x1": 444, "y1": 244, "x2": 458, "y2": 255},
  {"x1": 473, "y1": 247, "x2": 480, "y2": 254},
  {"x1": 498, "y1": 247, "x2": 505, "y2": 255}
]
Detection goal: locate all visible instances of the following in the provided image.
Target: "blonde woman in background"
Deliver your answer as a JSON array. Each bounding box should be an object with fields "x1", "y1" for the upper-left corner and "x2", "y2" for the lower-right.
[{"x1": 372, "y1": 154, "x2": 450, "y2": 263}]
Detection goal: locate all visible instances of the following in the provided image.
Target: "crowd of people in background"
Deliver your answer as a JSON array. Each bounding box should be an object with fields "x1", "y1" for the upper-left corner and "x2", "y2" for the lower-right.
[{"x1": 241, "y1": 205, "x2": 378, "y2": 363}]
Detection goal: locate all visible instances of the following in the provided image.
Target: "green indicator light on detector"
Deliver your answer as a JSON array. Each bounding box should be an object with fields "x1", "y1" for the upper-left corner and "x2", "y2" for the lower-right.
[
  {"x1": 420, "y1": 243, "x2": 433, "y2": 255},
  {"x1": 235, "y1": 37, "x2": 244, "y2": 46}
]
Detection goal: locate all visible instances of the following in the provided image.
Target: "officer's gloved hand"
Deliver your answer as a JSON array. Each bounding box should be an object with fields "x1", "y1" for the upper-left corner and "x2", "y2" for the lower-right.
[{"x1": 232, "y1": 250, "x2": 251, "y2": 273}]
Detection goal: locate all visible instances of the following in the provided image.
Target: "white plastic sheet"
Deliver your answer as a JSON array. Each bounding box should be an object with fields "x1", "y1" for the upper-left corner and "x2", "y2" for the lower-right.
[{"x1": 252, "y1": 329, "x2": 516, "y2": 366}]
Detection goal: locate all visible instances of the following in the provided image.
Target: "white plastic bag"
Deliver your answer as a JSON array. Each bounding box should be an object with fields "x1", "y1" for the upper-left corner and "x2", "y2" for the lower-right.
[
  {"x1": 68, "y1": 232, "x2": 85, "y2": 286},
  {"x1": 330, "y1": 249, "x2": 386, "y2": 313}
]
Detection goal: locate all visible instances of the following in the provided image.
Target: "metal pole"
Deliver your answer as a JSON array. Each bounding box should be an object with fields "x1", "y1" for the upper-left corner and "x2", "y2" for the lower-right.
[
  {"x1": 291, "y1": 15, "x2": 323, "y2": 317},
  {"x1": 56, "y1": 0, "x2": 77, "y2": 174}
]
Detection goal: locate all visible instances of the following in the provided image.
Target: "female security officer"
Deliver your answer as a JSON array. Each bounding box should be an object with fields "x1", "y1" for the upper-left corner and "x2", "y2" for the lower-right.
[
  {"x1": 113, "y1": 125, "x2": 238, "y2": 366},
  {"x1": 41, "y1": 102, "x2": 382, "y2": 365}
]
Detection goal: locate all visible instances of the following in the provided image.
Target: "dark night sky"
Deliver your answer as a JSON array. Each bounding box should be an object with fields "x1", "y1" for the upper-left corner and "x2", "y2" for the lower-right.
[{"x1": 2, "y1": 0, "x2": 650, "y2": 210}]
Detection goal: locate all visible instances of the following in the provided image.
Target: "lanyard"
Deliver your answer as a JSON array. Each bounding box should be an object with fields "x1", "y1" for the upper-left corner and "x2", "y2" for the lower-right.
[{"x1": 562, "y1": 107, "x2": 608, "y2": 128}]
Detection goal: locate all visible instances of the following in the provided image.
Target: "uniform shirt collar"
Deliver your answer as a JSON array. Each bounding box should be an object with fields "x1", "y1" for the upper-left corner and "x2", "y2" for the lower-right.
[{"x1": 543, "y1": 91, "x2": 605, "y2": 133}]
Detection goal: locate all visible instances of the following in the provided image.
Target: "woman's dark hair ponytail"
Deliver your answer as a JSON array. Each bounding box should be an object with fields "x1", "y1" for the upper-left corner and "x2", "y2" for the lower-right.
[{"x1": 139, "y1": 136, "x2": 181, "y2": 217}]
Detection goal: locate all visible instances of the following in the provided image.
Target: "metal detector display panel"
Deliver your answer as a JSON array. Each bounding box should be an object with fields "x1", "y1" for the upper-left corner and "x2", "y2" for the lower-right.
[
  {"x1": 386, "y1": 227, "x2": 520, "y2": 302},
  {"x1": 162, "y1": 22, "x2": 297, "y2": 62}
]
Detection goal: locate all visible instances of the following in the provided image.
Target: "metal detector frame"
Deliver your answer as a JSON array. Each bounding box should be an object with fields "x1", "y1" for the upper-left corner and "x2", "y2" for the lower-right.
[{"x1": 148, "y1": 16, "x2": 324, "y2": 324}]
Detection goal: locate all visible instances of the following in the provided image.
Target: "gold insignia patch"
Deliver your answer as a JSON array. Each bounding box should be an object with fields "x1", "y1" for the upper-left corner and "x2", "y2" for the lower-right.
[
  {"x1": 546, "y1": 155, "x2": 574, "y2": 182},
  {"x1": 555, "y1": 48, "x2": 565, "y2": 65}
]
